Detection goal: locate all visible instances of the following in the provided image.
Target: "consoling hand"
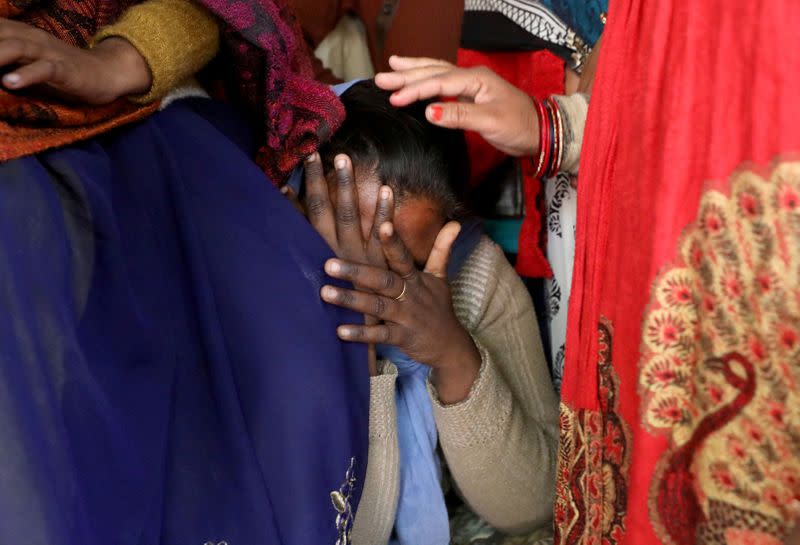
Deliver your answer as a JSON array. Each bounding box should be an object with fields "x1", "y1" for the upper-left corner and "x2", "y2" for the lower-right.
[
  {"x1": 375, "y1": 56, "x2": 539, "y2": 158},
  {"x1": 320, "y1": 219, "x2": 482, "y2": 404},
  {"x1": 0, "y1": 19, "x2": 151, "y2": 104}
]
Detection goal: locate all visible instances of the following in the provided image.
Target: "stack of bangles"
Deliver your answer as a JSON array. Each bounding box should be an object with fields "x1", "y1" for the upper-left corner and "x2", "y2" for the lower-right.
[{"x1": 532, "y1": 96, "x2": 564, "y2": 178}]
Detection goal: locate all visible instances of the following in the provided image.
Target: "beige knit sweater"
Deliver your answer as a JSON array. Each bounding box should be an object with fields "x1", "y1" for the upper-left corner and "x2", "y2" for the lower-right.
[{"x1": 352, "y1": 236, "x2": 560, "y2": 544}]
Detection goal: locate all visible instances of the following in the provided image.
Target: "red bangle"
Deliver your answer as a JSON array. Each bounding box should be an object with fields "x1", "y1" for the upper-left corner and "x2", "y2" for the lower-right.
[
  {"x1": 534, "y1": 97, "x2": 550, "y2": 178},
  {"x1": 533, "y1": 98, "x2": 546, "y2": 177},
  {"x1": 542, "y1": 97, "x2": 557, "y2": 177},
  {"x1": 547, "y1": 96, "x2": 564, "y2": 176}
]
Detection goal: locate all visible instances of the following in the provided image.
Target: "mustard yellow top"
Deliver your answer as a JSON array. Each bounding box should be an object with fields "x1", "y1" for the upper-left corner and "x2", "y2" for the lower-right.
[{"x1": 94, "y1": 0, "x2": 221, "y2": 103}]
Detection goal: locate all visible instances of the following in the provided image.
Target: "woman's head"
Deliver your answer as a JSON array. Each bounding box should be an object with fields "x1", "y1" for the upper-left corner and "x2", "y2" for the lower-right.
[{"x1": 319, "y1": 80, "x2": 469, "y2": 264}]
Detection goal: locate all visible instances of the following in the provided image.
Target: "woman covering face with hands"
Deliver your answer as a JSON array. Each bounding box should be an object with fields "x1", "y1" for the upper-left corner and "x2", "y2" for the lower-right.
[
  {"x1": 304, "y1": 150, "x2": 480, "y2": 402},
  {"x1": 302, "y1": 80, "x2": 559, "y2": 545}
]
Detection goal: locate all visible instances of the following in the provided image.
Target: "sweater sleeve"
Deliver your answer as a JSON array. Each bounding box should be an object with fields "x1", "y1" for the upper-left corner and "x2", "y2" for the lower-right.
[
  {"x1": 93, "y1": 0, "x2": 220, "y2": 103},
  {"x1": 428, "y1": 238, "x2": 560, "y2": 535},
  {"x1": 352, "y1": 362, "x2": 400, "y2": 545}
]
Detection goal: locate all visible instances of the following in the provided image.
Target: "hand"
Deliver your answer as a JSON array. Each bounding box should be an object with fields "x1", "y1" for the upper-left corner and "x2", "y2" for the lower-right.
[
  {"x1": 320, "y1": 220, "x2": 482, "y2": 404},
  {"x1": 0, "y1": 19, "x2": 152, "y2": 104},
  {"x1": 303, "y1": 152, "x2": 394, "y2": 268},
  {"x1": 303, "y1": 152, "x2": 396, "y2": 377},
  {"x1": 374, "y1": 56, "x2": 538, "y2": 157}
]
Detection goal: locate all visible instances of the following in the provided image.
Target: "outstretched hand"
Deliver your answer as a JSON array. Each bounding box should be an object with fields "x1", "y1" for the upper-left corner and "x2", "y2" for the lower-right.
[
  {"x1": 0, "y1": 19, "x2": 151, "y2": 104},
  {"x1": 375, "y1": 56, "x2": 539, "y2": 158},
  {"x1": 320, "y1": 219, "x2": 482, "y2": 404}
]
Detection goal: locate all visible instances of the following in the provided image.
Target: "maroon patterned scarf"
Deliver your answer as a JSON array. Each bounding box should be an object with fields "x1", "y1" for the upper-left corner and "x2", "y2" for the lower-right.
[{"x1": 197, "y1": 0, "x2": 344, "y2": 183}]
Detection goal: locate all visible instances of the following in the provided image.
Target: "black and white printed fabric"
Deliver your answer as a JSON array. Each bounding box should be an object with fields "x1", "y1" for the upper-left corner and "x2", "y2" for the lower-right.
[{"x1": 544, "y1": 172, "x2": 577, "y2": 393}]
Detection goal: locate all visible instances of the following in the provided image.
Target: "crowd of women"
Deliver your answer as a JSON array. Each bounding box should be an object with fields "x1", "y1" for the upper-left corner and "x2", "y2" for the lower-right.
[{"x1": 0, "y1": 0, "x2": 798, "y2": 544}]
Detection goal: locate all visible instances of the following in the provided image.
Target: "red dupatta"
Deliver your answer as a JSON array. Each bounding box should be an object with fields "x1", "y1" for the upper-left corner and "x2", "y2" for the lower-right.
[{"x1": 556, "y1": 1, "x2": 800, "y2": 544}]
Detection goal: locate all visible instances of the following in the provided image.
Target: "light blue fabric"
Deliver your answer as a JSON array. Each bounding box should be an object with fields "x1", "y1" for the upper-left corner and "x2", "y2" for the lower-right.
[
  {"x1": 332, "y1": 79, "x2": 364, "y2": 96},
  {"x1": 381, "y1": 345, "x2": 449, "y2": 545},
  {"x1": 384, "y1": 219, "x2": 483, "y2": 545}
]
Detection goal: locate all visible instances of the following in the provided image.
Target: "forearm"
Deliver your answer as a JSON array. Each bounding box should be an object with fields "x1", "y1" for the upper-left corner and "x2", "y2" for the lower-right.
[
  {"x1": 90, "y1": 37, "x2": 152, "y2": 99},
  {"x1": 430, "y1": 347, "x2": 558, "y2": 533},
  {"x1": 433, "y1": 239, "x2": 560, "y2": 533},
  {"x1": 352, "y1": 365, "x2": 399, "y2": 545},
  {"x1": 93, "y1": 0, "x2": 220, "y2": 102},
  {"x1": 430, "y1": 329, "x2": 482, "y2": 405}
]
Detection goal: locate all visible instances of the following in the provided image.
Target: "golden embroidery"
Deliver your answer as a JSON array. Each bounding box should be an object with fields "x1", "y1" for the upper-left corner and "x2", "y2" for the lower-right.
[
  {"x1": 639, "y1": 162, "x2": 800, "y2": 544},
  {"x1": 554, "y1": 319, "x2": 632, "y2": 545}
]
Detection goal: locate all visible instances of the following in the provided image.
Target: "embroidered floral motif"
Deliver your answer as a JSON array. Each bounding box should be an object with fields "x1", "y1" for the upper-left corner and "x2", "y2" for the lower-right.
[
  {"x1": 639, "y1": 162, "x2": 800, "y2": 545},
  {"x1": 554, "y1": 319, "x2": 632, "y2": 545}
]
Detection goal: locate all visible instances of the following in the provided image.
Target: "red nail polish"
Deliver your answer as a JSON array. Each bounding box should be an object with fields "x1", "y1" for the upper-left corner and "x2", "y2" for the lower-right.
[{"x1": 429, "y1": 105, "x2": 443, "y2": 122}]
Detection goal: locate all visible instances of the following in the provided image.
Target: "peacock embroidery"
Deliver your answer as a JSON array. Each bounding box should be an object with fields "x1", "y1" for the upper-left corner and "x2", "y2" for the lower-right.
[{"x1": 639, "y1": 162, "x2": 800, "y2": 545}]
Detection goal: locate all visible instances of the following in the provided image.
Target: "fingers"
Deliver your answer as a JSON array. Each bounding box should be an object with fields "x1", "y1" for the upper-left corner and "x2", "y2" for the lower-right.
[
  {"x1": 337, "y1": 323, "x2": 403, "y2": 345},
  {"x1": 325, "y1": 259, "x2": 404, "y2": 299},
  {"x1": 375, "y1": 64, "x2": 453, "y2": 96},
  {"x1": 0, "y1": 22, "x2": 55, "y2": 89},
  {"x1": 0, "y1": 37, "x2": 29, "y2": 79},
  {"x1": 333, "y1": 154, "x2": 363, "y2": 257},
  {"x1": 383, "y1": 66, "x2": 487, "y2": 107},
  {"x1": 379, "y1": 221, "x2": 419, "y2": 283},
  {"x1": 303, "y1": 153, "x2": 336, "y2": 247},
  {"x1": 3, "y1": 58, "x2": 65, "y2": 90},
  {"x1": 425, "y1": 101, "x2": 497, "y2": 133},
  {"x1": 388, "y1": 56, "x2": 453, "y2": 71},
  {"x1": 321, "y1": 285, "x2": 398, "y2": 321},
  {"x1": 366, "y1": 185, "x2": 394, "y2": 266},
  {"x1": 424, "y1": 221, "x2": 462, "y2": 278}
]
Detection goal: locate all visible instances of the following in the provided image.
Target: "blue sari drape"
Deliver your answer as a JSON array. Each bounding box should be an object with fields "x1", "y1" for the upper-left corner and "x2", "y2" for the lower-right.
[{"x1": 0, "y1": 98, "x2": 369, "y2": 545}]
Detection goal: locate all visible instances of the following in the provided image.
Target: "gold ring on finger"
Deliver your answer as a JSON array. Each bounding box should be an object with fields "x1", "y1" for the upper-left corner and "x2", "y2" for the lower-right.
[{"x1": 394, "y1": 280, "x2": 408, "y2": 302}]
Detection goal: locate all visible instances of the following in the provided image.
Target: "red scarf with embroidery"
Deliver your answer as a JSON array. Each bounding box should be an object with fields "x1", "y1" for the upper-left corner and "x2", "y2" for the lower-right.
[{"x1": 556, "y1": 1, "x2": 800, "y2": 544}]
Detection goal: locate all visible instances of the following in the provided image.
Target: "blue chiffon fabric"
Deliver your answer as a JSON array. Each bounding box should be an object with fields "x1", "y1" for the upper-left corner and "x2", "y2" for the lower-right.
[{"x1": 0, "y1": 98, "x2": 369, "y2": 545}]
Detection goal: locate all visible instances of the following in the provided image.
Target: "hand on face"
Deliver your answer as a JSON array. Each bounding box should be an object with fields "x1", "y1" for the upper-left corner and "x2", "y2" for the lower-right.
[
  {"x1": 0, "y1": 20, "x2": 151, "y2": 104},
  {"x1": 302, "y1": 151, "x2": 481, "y2": 400},
  {"x1": 374, "y1": 56, "x2": 539, "y2": 158},
  {"x1": 303, "y1": 152, "x2": 394, "y2": 270},
  {"x1": 303, "y1": 152, "x2": 395, "y2": 376},
  {"x1": 320, "y1": 219, "x2": 482, "y2": 404}
]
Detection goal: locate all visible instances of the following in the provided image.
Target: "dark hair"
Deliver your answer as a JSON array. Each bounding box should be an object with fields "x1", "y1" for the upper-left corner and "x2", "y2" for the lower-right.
[{"x1": 319, "y1": 80, "x2": 469, "y2": 218}]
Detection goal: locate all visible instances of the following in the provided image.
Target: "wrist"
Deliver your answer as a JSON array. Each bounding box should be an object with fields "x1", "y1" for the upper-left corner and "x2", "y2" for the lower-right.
[
  {"x1": 431, "y1": 334, "x2": 481, "y2": 405},
  {"x1": 91, "y1": 37, "x2": 152, "y2": 100},
  {"x1": 523, "y1": 94, "x2": 540, "y2": 157}
]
